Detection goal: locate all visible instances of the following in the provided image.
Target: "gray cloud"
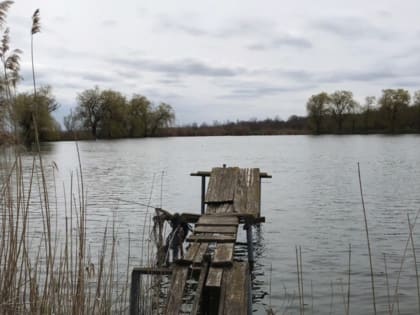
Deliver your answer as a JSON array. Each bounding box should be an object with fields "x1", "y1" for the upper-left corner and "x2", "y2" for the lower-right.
[
  {"x1": 248, "y1": 34, "x2": 313, "y2": 50},
  {"x1": 320, "y1": 68, "x2": 397, "y2": 83},
  {"x1": 110, "y1": 57, "x2": 246, "y2": 77},
  {"x1": 312, "y1": 16, "x2": 393, "y2": 40},
  {"x1": 219, "y1": 83, "x2": 316, "y2": 99},
  {"x1": 158, "y1": 16, "x2": 276, "y2": 39}
]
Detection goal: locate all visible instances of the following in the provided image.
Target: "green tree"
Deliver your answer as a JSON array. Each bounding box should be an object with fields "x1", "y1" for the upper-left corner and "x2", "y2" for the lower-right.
[
  {"x1": 74, "y1": 87, "x2": 102, "y2": 138},
  {"x1": 306, "y1": 92, "x2": 329, "y2": 134},
  {"x1": 378, "y1": 89, "x2": 410, "y2": 133},
  {"x1": 329, "y1": 90, "x2": 356, "y2": 133},
  {"x1": 14, "y1": 86, "x2": 59, "y2": 144},
  {"x1": 149, "y1": 102, "x2": 175, "y2": 136},
  {"x1": 127, "y1": 94, "x2": 151, "y2": 137},
  {"x1": 413, "y1": 91, "x2": 420, "y2": 132},
  {"x1": 362, "y1": 96, "x2": 376, "y2": 132},
  {"x1": 98, "y1": 89, "x2": 127, "y2": 138}
]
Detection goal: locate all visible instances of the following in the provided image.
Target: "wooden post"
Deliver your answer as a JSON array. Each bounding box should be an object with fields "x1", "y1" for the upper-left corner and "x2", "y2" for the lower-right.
[
  {"x1": 130, "y1": 270, "x2": 140, "y2": 315},
  {"x1": 246, "y1": 224, "x2": 254, "y2": 269},
  {"x1": 201, "y1": 175, "x2": 206, "y2": 214},
  {"x1": 247, "y1": 267, "x2": 252, "y2": 315}
]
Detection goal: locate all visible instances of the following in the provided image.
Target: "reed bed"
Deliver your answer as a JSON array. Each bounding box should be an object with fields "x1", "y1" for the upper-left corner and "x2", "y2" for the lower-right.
[{"x1": 0, "y1": 146, "x2": 144, "y2": 314}]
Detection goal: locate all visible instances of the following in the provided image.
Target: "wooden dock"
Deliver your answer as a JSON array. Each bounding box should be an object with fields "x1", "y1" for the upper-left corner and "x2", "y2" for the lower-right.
[{"x1": 130, "y1": 166, "x2": 271, "y2": 315}]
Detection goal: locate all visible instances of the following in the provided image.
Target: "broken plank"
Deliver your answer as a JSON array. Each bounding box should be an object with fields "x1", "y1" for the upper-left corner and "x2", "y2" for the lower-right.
[
  {"x1": 197, "y1": 215, "x2": 239, "y2": 226},
  {"x1": 165, "y1": 266, "x2": 189, "y2": 315},
  {"x1": 205, "y1": 167, "x2": 239, "y2": 203},
  {"x1": 194, "y1": 225, "x2": 237, "y2": 234},
  {"x1": 191, "y1": 262, "x2": 209, "y2": 315},
  {"x1": 206, "y1": 267, "x2": 224, "y2": 288},
  {"x1": 177, "y1": 242, "x2": 200, "y2": 265},
  {"x1": 193, "y1": 243, "x2": 209, "y2": 265},
  {"x1": 187, "y1": 233, "x2": 237, "y2": 243},
  {"x1": 213, "y1": 243, "x2": 234, "y2": 267}
]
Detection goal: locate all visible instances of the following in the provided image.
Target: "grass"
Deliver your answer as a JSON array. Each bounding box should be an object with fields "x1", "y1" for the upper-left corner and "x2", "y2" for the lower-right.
[{"x1": 0, "y1": 146, "x2": 137, "y2": 314}]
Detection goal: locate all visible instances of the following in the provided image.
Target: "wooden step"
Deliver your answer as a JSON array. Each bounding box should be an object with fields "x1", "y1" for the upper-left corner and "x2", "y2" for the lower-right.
[{"x1": 213, "y1": 243, "x2": 234, "y2": 267}]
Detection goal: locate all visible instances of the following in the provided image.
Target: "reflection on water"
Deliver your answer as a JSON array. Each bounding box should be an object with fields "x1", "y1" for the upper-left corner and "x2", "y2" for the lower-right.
[{"x1": 5, "y1": 135, "x2": 420, "y2": 314}]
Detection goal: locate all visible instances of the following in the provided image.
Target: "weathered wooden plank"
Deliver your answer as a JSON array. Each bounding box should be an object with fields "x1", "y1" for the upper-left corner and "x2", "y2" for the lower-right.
[
  {"x1": 206, "y1": 267, "x2": 224, "y2": 288},
  {"x1": 194, "y1": 225, "x2": 237, "y2": 234},
  {"x1": 205, "y1": 167, "x2": 240, "y2": 203},
  {"x1": 165, "y1": 266, "x2": 189, "y2": 315},
  {"x1": 213, "y1": 243, "x2": 234, "y2": 267},
  {"x1": 233, "y1": 168, "x2": 261, "y2": 217},
  {"x1": 245, "y1": 168, "x2": 260, "y2": 217},
  {"x1": 206, "y1": 203, "x2": 234, "y2": 215},
  {"x1": 197, "y1": 215, "x2": 239, "y2": 226},
  {"x1": 221, "y1": 262, "x2": 249, "y2": 315},
  {"x1": 233, "y1": 168, "x2": 248, "y2": 214},
  {"x1": 131, "y1": 267, "x2": 172, "y2": 275},
  {"x1": 187, "y1": 233, "x2": 237, "y2": 243},
  {"x1": 193, "y1": 243, "x2": 209, "y2": 265},
  {"x1": 191, "y1": 263, "x2": 209, "y2": 315},
  {"x1": 177, "y1": 242, "x2": 200, "y2": 265}
]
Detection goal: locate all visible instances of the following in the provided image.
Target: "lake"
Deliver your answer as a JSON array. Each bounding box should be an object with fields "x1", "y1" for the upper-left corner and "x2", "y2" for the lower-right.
[{"x1": 11, "y1": 135, "x2": 420, "y2": 314}]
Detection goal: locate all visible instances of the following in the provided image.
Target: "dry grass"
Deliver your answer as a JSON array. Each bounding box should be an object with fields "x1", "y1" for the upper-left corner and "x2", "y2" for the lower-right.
[{"x1": 0, "y1": 147, "x2": 133, "y2": 314}]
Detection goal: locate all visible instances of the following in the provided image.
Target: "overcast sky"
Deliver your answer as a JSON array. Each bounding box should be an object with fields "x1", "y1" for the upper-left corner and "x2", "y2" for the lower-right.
[{"x1": 6, "y1": 0, "x2": 420, "y2": 125}]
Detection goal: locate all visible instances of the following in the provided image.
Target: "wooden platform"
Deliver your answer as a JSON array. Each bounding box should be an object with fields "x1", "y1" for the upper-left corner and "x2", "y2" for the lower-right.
[{"x1": 129, "y1": 166, "x2": 270, "y2": 315}]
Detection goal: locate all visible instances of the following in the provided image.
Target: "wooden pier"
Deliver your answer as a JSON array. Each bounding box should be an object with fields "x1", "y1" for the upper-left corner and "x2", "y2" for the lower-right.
[{"x1": 130, "y1": 166, "x2": 271, "y2": 315}]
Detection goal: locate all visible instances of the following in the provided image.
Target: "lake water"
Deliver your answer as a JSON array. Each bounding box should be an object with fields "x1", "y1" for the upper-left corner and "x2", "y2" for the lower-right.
[{"x1": 11, "y1": 135, "x2": 420, "y2": 314}]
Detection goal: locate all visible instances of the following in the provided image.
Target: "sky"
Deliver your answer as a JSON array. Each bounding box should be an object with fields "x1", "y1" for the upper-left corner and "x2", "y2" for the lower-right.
[{"x1": 6, "y1": 0, "x2": 420, "y2": 126}]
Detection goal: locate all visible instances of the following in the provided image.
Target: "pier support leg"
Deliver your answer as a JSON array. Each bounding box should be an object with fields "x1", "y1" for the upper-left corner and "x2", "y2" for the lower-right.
[
  {"x1": 201, "y1": 176, "x2": 206, "y2": 214},
  {"x1": 246, "y1": 224, "x2": 254, "y2": 269},
  {"x1": 130, "y1": 271, "x2": 140, "y2": 315},
  {"x1": 247, "y1": 268, "x2": 253, "y2": 315}
]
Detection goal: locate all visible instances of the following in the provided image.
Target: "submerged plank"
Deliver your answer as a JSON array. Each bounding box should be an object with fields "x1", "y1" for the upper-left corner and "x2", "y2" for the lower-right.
[
  {"x1": 205, "y1": 167, "x2": 239, "y2": 203},
  {"x1": 213, "y1": 243, "x2": 234, "y2": 267},
  {"x1": 165, "y1": 266, "x2": 189, "y2": 315}
]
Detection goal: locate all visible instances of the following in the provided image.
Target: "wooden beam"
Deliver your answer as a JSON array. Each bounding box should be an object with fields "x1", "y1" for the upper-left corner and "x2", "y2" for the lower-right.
[
  {"x1": 191, "y1": 263, "x2": 209, "y2": 315},
  {"x1": 194, "y1": 225, "x2": 237, "y2": 234},
  {"x1": 165, "y1": 266, "x2": 189, "y2": 315},
  {"x1": 187, "y1": 233, "x2": 237, "y2": 243},
  {"x1": 197, "y1": 215, "x2": 239, "y2": 226}
]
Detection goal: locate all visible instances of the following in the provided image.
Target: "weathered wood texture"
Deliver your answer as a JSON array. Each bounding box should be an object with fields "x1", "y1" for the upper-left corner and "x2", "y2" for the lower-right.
[
  {"x1": 233, "y1": 168, "x2": 260, "y2": 217},
  {"x1": 187, "y1": 233, "x2": 236, "y2": 243},
  {"x1": 191, "y1": 263, "x2": 209, "y2": 315},
  {"x1": 204, "y1": 167, "x2": 261, "y2": 218},
  {"x1": 205, "y1": 167, "x2": 239, "y2": 203},
  {"x1": 206, "y1": 267, "x2": 224, "y2": 288},
  {"x1": 165, "y1": 266, "x2": 189, "y2": 315},
  {"x1": 193, "y1": 243, "x2": 209, "y2": 264},
  {"x1": 213, "y1": 243, "x2": 234, "y2": 267},
  {"x1": 219, "y1": 262, "x2": 249, "y2": 315},
  {"x1": 194, "y1": 225, "x2": 237, "y2": 234},
  {"x1": 197, "y1": 215, "x2": 239, "y2": 226}
]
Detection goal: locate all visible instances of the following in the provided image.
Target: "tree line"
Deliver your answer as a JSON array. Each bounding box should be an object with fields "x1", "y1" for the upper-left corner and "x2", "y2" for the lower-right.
[
  {"x1": 306, "y1": 89, "x2": 420, "y2": 134},
  {"x1": 63, "y1": 87, "x2": 175, "y2": 139}
]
